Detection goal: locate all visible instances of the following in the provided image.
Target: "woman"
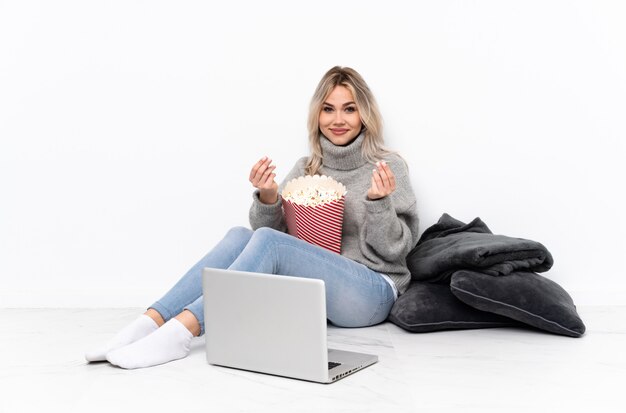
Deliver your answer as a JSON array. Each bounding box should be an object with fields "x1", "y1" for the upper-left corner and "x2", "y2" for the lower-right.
[{"x1": 85, "y1": 66, "x2": 419, "y2": 369}]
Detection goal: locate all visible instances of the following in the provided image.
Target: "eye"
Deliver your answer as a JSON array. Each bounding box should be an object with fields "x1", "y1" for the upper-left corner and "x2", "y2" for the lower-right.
[
  {"x1": 345, "y1": 106, "x2": 357, "y2": 113},
  {"x1": 322, "y1": 106, "x2": 334, "y2": 113}
]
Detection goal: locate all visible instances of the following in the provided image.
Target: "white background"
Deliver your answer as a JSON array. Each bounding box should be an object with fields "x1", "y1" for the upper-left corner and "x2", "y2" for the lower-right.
[{"x1": 1, "y1": 0, "x2": 624, "y2": 307}]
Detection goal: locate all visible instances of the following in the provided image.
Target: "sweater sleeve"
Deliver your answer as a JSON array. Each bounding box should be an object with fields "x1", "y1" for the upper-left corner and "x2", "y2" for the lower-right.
[
  {"x1": 248, "y1": 157, "x2": 308, "y2": 231},
  {"x1": 362, "y1": 156, "x2": 419, "y2": 262}
]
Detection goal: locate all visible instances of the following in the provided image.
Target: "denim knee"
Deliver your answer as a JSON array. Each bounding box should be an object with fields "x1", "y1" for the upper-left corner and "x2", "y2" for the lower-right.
[
  {"x1": 251, "y1": 226, "x2": 281, "y2": 238},
  {"x1": 225, "y1": 226, "x2": 254, "y2": 241},
  {"x1": 248, "y1": 227, "x2": 285, "y2": 248}
]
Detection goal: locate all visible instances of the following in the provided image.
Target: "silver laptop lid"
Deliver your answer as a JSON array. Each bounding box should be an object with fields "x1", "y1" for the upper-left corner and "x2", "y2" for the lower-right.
[{"x1": 202, "y1": 268, "x2": 330, "y2": 382}]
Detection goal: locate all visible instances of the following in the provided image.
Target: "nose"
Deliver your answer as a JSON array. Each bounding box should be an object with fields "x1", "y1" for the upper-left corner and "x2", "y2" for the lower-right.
[{"x1": 332, "y1": 111, "x2": 346, "y2": 125}]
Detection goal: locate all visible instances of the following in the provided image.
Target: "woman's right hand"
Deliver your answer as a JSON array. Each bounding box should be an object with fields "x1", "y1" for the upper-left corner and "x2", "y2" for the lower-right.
[{"x1": 249, "y1": 156, "x2": 278, "y2": 204}]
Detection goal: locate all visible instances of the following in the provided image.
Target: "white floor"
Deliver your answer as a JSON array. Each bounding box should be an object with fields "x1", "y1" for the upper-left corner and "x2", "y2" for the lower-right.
[{"x1": 1, "y1": 306, "x2": 625, "y2": 413}]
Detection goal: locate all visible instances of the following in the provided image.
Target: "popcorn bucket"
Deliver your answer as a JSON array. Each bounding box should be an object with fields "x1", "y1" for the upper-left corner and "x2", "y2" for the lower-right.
[{"x1": 281, "y1": 175, "x2": 347, "y2": 254}]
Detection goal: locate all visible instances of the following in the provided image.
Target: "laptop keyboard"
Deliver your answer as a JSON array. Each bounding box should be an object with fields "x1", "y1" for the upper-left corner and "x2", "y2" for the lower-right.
[{"x1": 328, "y1": 361, "x2": 342, "y2": 370}]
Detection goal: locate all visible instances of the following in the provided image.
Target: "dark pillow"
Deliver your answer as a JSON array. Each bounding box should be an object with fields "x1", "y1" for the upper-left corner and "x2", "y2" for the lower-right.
[
  {"x1": 388, "y1": 281, "x2": 518, "y2": 333},
  {"x1": 450, "y1": 270, "x2": 586, "y2": 337}
]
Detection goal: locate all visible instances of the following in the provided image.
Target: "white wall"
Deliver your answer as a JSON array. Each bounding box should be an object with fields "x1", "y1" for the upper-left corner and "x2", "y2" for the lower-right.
[{"x1": 1, "y1": 1, "x2": 624, "y2": 307}]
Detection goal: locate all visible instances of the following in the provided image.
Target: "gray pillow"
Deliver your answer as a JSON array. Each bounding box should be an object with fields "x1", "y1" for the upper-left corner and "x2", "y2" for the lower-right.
[
  {"x1": 388, "y1": 281, "x2": 518, "y2": 333},
  {"x1": 450, "y1": 270, "x2": 586, "y2": 337},
  {"x1": 406, "y1": 213, "x2": 554, "y2": 284}
]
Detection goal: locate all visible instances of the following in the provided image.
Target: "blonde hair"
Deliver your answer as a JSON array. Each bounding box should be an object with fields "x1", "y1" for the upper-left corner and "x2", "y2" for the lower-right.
[{"x1": 305, "y1": 66, "x2": 394, "y2": 176}]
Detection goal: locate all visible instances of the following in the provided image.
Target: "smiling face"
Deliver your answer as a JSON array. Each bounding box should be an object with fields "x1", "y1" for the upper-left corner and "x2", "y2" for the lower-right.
[{"x1": 318, "y1": 85, "x2": 363, "y2": 146}]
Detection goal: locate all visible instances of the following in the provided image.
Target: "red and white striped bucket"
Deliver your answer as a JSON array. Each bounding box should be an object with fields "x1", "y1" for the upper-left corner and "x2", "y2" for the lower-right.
[{"x1": 281, "y1": 176, "x2": 347, "y2": 254}]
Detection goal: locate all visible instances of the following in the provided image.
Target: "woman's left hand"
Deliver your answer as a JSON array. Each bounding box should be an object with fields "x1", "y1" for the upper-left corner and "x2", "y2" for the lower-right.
[{"x1": 367, "y1": 160, "x2": 396, "y2": 200}]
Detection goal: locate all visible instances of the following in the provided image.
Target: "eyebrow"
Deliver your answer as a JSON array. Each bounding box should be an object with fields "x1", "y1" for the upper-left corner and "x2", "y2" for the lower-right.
[{"x1": 322, "y1": 101, "x2": 357, "y2": 108}]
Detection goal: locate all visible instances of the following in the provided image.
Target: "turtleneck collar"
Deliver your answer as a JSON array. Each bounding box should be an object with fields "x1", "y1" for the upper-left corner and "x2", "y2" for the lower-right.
[{"x1": 319, "y1": 132, "x2": 368, "y2": 170}]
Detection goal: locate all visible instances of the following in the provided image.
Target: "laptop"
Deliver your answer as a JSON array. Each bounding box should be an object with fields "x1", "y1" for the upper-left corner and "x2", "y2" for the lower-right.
[{"x1": 202, "y1": 268, "x2": 378, "y2": 383}]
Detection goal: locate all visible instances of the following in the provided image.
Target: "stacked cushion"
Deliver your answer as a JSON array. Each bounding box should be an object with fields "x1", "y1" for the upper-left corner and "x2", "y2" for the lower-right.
[
  {"x1": 388, "y1": 214, "x2": 585, "y2": 338},
  {"x1": 387, "y1": 281, "x2": 518, "y2": 333},
  {"x1": 450, "y1": 270, "x2": 585, "y2": 337}
]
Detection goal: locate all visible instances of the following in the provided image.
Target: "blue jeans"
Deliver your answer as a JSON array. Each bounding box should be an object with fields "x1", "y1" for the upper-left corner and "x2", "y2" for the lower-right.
[{"x1": 150, "y1": 227, "x2": 396, "y2": 335}]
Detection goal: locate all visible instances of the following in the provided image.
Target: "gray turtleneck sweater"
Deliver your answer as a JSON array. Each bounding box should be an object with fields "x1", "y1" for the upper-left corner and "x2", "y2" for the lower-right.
[{"x1": 248, "y1": 133, "x2": 419, "y2": 295}]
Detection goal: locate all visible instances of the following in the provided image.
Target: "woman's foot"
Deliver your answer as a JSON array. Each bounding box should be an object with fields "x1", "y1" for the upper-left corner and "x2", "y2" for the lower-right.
[
  {"x1": 106, "y1": 318, "x2": 194, "y2": 369},
  {"x1": 85, "y1": 313, "x2": 160, "y2": 362}
]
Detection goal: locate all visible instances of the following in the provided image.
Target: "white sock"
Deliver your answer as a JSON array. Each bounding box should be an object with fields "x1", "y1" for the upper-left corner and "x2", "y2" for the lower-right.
[
  {"x1": 106, "y1": 318, "x2": 193, "y2": 369},
  {"x1": 85, "y1": 314, "x2": 159, "y2": 362}
]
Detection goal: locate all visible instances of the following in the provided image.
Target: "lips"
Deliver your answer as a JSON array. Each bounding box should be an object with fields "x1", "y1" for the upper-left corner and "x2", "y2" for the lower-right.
[{"x1": 330, "y1": 128, "x2": 349, "y2": 135}]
